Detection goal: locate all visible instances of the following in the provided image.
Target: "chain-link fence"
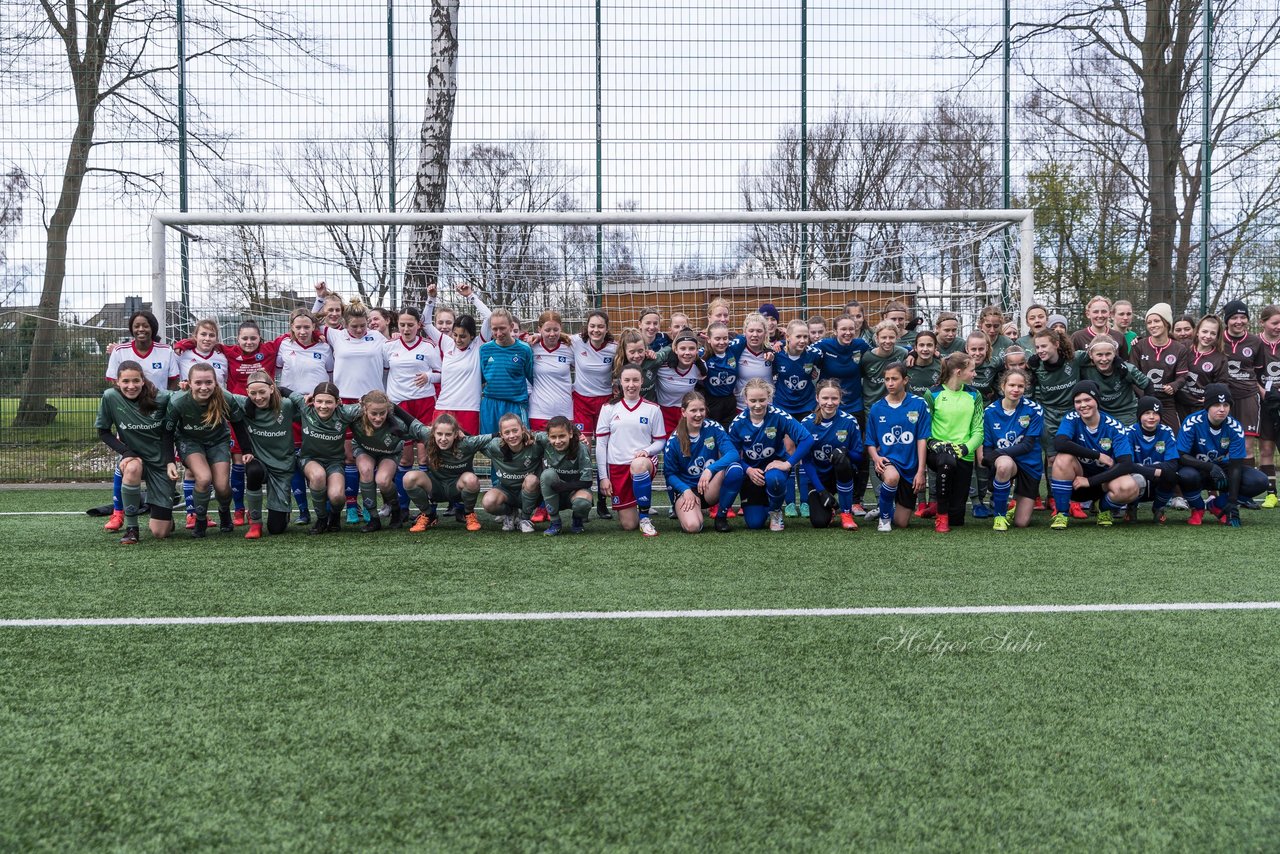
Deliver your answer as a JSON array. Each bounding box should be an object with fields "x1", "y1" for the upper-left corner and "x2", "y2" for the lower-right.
[{"x1": 3, "y1": 0, "x2": 1279, "y2": 480}]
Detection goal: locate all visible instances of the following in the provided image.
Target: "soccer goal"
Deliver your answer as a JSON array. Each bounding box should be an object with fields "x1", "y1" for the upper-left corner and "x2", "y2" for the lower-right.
[{"x1": 148, "y1": 210, "x2": 1033, "y2": 340}]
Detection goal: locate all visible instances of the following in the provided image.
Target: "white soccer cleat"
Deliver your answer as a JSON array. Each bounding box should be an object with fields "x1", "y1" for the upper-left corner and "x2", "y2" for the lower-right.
[
  {"x1": 877, "y1": 517, "x2": 893, "y2": 533},
  {"x1": 639, "y1": 516, "x2": 659, "y2": 538},
  {"x1": 502, "y1": 514, "x2": 516, "y2": 532},
  {"x1": 768, "y1": 510, "x2": 785, "y2": 532},
  {"x1": 518, "y1": 518, "x2": 535, "y2": 534}
]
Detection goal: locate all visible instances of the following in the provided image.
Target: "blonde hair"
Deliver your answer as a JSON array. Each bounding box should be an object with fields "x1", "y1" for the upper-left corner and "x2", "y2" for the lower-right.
[
  {"x1": 743, "y1": 377, "x2": 774, "y2": 402},
  {"x1": 359, "y1": 389, "x2": 392, "y2": 437},
  {"x1": 742, "y1": 312, "x2": 767, "y2": 333},
  {"x1": 872, "y1": 319, "x2": 899, "y2": 338},
  {"x1": 187, "y1": 363, "x2": 231, "y2": 428},
  {"x1": 675, "y1": 390, "x2": 707, "y2": 458}
]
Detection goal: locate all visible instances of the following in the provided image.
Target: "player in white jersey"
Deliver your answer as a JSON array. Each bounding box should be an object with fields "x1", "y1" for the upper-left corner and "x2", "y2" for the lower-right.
[
  {"x1": 424, "y1": 282, "x2": 493, "y2": 436},
  {"x1": 732, "y1": 313, "x2": 775, "y2": 410},
  {"x1": 383, "y1": 307, "x2": 441, "y2": 420},
  {"x1": 106, "y1": 310, "x2": 180, "y2": 391},
  {"x1": 175, "y1": 319, "x2": 229, "y2": 388},
  {"x1": 595, "y1": 365, "x2": 667, "y2": 537},
  {"x1": 528, "y1": 310, "x2": 576, "y2": 431},
  {"x1": 654, "y1": 331, "x2": 706, "y2": 434},
  {"x1": 276, "y1": 308, "x2": 334, "y2": 393},
  {"x1": 326, "y1": 301, "x2": 386, "y2": 402},
  {"x1": 570, "y1": 309, "x2": 618, "y2": 520}
]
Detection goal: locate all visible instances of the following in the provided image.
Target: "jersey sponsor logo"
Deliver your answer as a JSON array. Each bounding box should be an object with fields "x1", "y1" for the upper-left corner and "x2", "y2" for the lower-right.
[
  {"x1": 782, "y1": 375, "x2": 806, "y2": 390},
  {"x1": 747, "y1": 442, "x2": 777, "y2": 459},
  {"x1": 880, "y1": 427, "x2": 914, "y2": 446}
]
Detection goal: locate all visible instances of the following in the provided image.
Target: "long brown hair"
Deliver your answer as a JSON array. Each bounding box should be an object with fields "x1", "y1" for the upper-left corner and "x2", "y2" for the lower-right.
[
  {"x1": 245, "y1": 369, "x2": 281, "y2": 415},
  {"x1": 580, "y1": 309, "x2": 613, "y2": 344},
  {"x1": 359, "y1": 389, "x2": 393, "y2": 436},
  {"x1": 424, "y1": 412, "x2": 462, "y2": 471},
  {"x1": 115, "y1": 360, "x2": 160, "y2": 415},
  {"x1": 938, "y1": 352, "x2": 974, "y2": 388},
  {"x1": 545, "y1": 415, "x2": 581, "y2": 457},
  {"x1": 187, "y1": 362, "x2": 231, "y2": 428},
  {"x1": 675, "y1": 390, "x2": 707, "y2": 458},
  {"x1": 496, "y1": 412, "x2": 534, "y2": 461},
  {"x1": 612, "y1": 329, "x2": 647, "y2": 382},
  {"x1": 1033, "y1": 327, "x2": 1074, "y2": 364}
]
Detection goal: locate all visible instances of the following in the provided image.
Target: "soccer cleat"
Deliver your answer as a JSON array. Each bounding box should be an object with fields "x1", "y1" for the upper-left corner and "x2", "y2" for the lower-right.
[
  {"x1": 191, "y1": 516, "x2": 208, "y2": 539},
  {"x1": 465, "y1": 512, "x2": 483, "y2": 532},
  {"x1": 103, "y1": 510, "x2": 125, "y2": 532},
  {"x1": 934, "y1": 515, "x2": 951, "y2": 533},
  {"x1": 971, "y1": 503, "x2": 992, "y2": 519},
  {"x1": 518, "y1": 518, "x2": 536, "y2": 534},
  {"x1": 768, "y1": 510, "x2": 785, "y2": 532},
  {"x1": 326, "y1": 512, "x2": 342, "y2": 533},
  {"x1": 1008, "y1": 499, "x2": 1017, "y2": 512},
  {"x1": 119, "y1": 526, "x2": 140, "y2": 545},
  {"x1": 799, "y1": 502, "x2": 809, "y2": 517},
  {"x1": 667, "y1": 507, "x2": 677, "y2": 519},
  {"x1": 639, "y1": 516, "x2": 659, "y2": 537},
  {"x1": 1049, "y1": 512, "x2": 1068, "y2": 530},
  {"x1": 915, "y1": 501, "x2": 937, "y2": 519},
  {"x1": 544, "y1": 519, "x2": 563, "y2": 537},
  {"x1": 501, "y1": 514, "x2": 516, "y2": 532},
  {"x1": 1167, "y1": 495, "x2": 1190, "y2": 511},
  {"x1": 345, "y1": 504, "x2": 359, "y2": 524},
  {"x1": 570, "y1": 517, "x2": 586, "y2": 534},
  {"x1": 1227, "y1": 509, "x2": 1242, "y2": 527},
  {"x1": 233, "y1": 509, "x2": 247, "y2": 527},
  {"x1": 309, "y1": 512, "x2": 329, "y2": 535},
  {"x1": 1033, "y1": 497, "x2": 1046, "y2": 511},
  {"x1": 530, "y1": 505, "x2": 549, "y2": 524},
  {"x1": 1262, "y1": 493, "x2": 1278, "y2": 509},
  {"x1": 784, "y1": 502, "x2": 798, "y2": 518},
  {"x1": 452, "y1": 503, "x2": 466, "y2": 523},
  {"x1": 851, "y1": 502, "x2": 867, "y2": 516},
  {"x1": 378, "y1": 503, "x2": 392, "y2": 519},
  {"x1": 295, "y1": 511, "x2": 311, "y2": 526},
  {"x1": 360, "y1": 515, "x2": 382, "y2": 533},
  {"x1": 1096, "y1": 510, "x2": 1113, "y2": 527},
  {"x1": 1187, "y1": 508, "x2": 1205, "y2": 526},
  {"x1": 1208, "y1": 504, "x2": 1227, "y2": 525},
  {"x1": 387, "y1": 505, "x2": 404, "y2": 530},
  {"x1": 218, "y1": 509, "x2": 234, "y2": 534},
  {"x1": 840, "y1": 511, "x2": 858, "y2": 530},
  {"x1": 992, "y1": 515, "x2": 1009, "y2": 532},
  {"x1": 1068, "y1": 501, "x2": 1088, "y2": 519},
  {"x1": 245, "y1": 522, "x2": 262, "y2": 540},
  {"x1": 713, "y1": 514, "x2": 731, "y2": 533},
  {"x1": 877, "y1": 517, "x2": 893, "y2": 533},
  {"x1": 409, "y1": 513, "x2": 435, "y2": 533},
  {"x1": 185, "y1": 512, "x2": 197, "y2": 530},
  {"x1": 863, "y1": 505, "x2": 880, "y2": 519},
  {"x1": 726, "y1": 508, "x2": 737, "y2": 519},
  {"x1": 708, "y1": 505, "x2": 719, "y2": 518},
  {"x1": 596, "y1": 496, "x2": 613, "y2": 520}
]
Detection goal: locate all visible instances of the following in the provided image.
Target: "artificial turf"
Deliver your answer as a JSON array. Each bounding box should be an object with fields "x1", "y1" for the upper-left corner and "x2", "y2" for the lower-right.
[{"x1": 2, "y1": 488, "x2": 1278, "y2": 849}]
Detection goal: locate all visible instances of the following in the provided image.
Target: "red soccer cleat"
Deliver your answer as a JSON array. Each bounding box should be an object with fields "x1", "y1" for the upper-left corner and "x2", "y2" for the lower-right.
[
  {"x1": 185, "y1": 512, "x2": 196, "y2": 530},
  {"x1": 915, "y1": 501, "x2": 937, "y2": 519},
  {"x1": 232, "y1": 509, "x2": 247, "y2": 527},
  {"x1": 1034, "y1": 497, "x2": 1046, "y2": 511},
  {"x1": 244, "y1": 522, "x2": 262, "y2": 540},
  {"x1": 103, "y1": 510, "x2": 125, "y2": 532},
  {"x1": 840, "y1": 511, "x2": 858, "y2": 530},
  {"x1": 934, "y1": 515, "x2": 951, "y2": 533},
  {"x1": 530, "y1": 506, "x2": 549, "y2": 524},
  {"x1": 1187, "y1": 508, "x2": 1205, "y2": 526},
  {"x1": 1069, "y1": 501, "x2": 1089, "y2": 519}
]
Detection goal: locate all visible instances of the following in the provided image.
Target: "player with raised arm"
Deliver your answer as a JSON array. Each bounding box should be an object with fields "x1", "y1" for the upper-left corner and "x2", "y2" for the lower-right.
[
  {"x1": 663, "y1": 391, "x2": 739, "y2": 534},
  {"x1": 800, "y1": 379, "x2": 863, "y2": 530},
  {"x1": 722, "y1": 378, "x2": 814, "y2": 532},
  {"x1": 981, "y1": 366, "x2": 1043, "y2": 531},
  {"x1": 424, "y1": 282, "x2": 492, "y2": 437},
  {"x1": 1048, "y1": 380, "x2": 1141, "y2": 530},
  {"x1": 596, "y1": 365, "x2": 668, "y2": 537},
  {"x1": 864, "y1": 362, "x2": 931, "y2": 533}
]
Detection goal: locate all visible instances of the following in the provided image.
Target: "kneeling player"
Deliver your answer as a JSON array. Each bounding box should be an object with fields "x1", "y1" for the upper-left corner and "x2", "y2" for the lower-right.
[
  {"x1": 1125, "y1": 396, "x2": 1180, "y2": 523},
  {"x1": 864, "y1": 363, "x2": 932, "y2": 533},
  {"x1": 981, "y1": 367, "x2": 1043, "y2": 530},
  {"x1": 1176, "y1": 383, "x2": 1269, "y2": 527},
  {"x1": 800, "y1": 380, "x2": 863, "y2": 530},
  {"x1": 1049, "y1": 380, "x2": 1141, "y2": 530},
  {"x1": 662, "y1": 391, "x2": 738, "y2": 533}
]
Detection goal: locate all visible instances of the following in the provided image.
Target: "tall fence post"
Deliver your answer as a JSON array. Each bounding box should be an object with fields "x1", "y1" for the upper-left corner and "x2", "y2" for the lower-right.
[
  {"x1": 1199, "y1": 1, "x2": 1213, "y2": 314},
  {"x1": 799, "y1": 0, "x2": 809, "y2": 310}
]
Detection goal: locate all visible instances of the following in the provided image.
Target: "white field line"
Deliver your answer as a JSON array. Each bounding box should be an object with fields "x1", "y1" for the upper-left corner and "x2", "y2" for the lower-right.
[
  {"x1": 0, "y1": 511, "x2": 87, "y2": 516},
  {"x1": 2, "y1": 601, "x2": 1279, "y2": 629}
]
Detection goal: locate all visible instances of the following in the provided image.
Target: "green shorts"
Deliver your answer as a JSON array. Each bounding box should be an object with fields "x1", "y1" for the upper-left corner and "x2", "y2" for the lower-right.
[
  {"x1": 427, "y1": 471, "x2": 464, "y2": 504},
  {"x1": 261, "y1": 465, "x2": 296, "y2": 513},
  {"x1": 143, "y1": 463, "x2": 179, "y2": 518},
  {"x1": 1040, "y1": 410, "x2": 1064, "y2": 457},
  {"x1": 179, "y1": 438, "x2": 231, "y2": 466},
  {"x1": 302, "y1": 458, "x2": 345, "y2": 479}
]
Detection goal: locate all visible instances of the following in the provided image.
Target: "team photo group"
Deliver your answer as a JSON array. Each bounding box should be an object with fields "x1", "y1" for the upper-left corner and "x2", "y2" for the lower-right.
[{"x1": 95, "y1": 280, "x2": 1280, "y2": 545}]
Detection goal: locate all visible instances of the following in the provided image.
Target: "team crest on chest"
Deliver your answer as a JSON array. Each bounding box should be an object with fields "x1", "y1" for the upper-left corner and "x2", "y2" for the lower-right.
[
  {"x1": 703, "y1": 437, "x2": 715, "y2": 449},
  {"x1": 835, "y1": 430, "x2": 847, "y2": 442},
  {"x1": 1165, "y1": 354, "x2": 1176, "y2": 364},
  {"x1": 1100, "y1": 438, "x2": 1112, "y2": 451},
  {"x1": 907, "y1": 411, "x2": 919, "y2": 424},
  {"x1": 764, "y1": 427, "x2": 776, "y2": 439},
  {"x1": 1018, "y1": 415, "x2": 1030, "y2": 427},
  {"x1": 1155, "y1": 441, "x2": 1165, "y2": 453}
]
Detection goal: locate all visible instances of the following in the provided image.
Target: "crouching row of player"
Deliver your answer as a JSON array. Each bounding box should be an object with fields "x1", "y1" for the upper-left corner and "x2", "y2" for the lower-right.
[{"x1": 96, "y1": 357, "x2": 1265, "y2": 545}]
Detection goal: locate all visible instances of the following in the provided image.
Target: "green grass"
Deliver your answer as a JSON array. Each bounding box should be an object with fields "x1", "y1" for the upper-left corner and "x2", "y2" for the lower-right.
[
  {"x1": 1, "y1": 397, "x2": 108, "y2": 481},
  {"x1": 2, "y1": 489, "x2": 1279, "y2": 849}
]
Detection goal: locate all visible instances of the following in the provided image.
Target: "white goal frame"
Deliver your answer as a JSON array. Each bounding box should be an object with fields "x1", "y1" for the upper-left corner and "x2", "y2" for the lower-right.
[{"x1": 150, "y1": 209, "x2": 1034, "y2": 341}]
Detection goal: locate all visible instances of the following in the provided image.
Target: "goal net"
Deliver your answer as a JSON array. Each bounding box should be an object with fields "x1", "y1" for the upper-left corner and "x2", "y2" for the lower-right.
[{"x1": 149, "y1": 210, "x2": 1033, "y2": 342}]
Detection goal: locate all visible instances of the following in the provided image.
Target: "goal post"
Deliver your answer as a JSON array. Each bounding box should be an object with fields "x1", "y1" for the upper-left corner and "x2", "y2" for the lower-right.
[{"x1": 150, "y1": 209, "x2": 1034, "y2": 342}]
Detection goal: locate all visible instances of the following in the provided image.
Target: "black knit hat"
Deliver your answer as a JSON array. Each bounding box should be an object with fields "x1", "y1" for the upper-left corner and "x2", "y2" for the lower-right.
[
  {"x1": 1136, "y1": 395, "x2": 1162, "y2": 418},
  {"x1": 1222, "y1": 300, "x2": 1249, "y2": 321},
  {"x1": 1070, "y1": 380, "x2": 1101, "y2": 402},
  {"x1": 1204, "y1": 383, "x2": 1232, "y2": 408}
]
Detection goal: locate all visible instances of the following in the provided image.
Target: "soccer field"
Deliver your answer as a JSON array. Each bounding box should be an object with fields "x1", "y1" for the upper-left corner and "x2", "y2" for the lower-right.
[{"x1": 3, "y1": 488, "x2": 1278, "y2": 850}]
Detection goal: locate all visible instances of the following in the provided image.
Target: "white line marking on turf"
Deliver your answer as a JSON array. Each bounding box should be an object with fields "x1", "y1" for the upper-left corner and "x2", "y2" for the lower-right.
[
  {"x1": 0, "y1": 511, "x2": 87, "y2": 516},
  {"x1": 2, "y1": 601, "x2": 1279, "y2": 629}
]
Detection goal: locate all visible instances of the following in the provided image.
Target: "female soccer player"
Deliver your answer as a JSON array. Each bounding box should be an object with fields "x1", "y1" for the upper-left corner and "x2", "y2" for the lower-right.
[
  {"x1": 571, "y1": 310, "x2": 618, "y2": 519},
  {"x1": 800, "y1": 379, "x2": 863, "y2": 530},
  {"x1": 653, "y1": 331, "x2": 706, "y2": 434},
  {"x1": 1072, "y1": 295, "x2": 1128, "y2": 358},
  {"x1": 1256, "y1": 306, "x2": 1280, "y2": 505},
  {"x1": 175, "y1": 319, "x2": 230, "y2": 389},
  {"x1": 477, "y1": 309, "x2": 534, "y2": 433},
  {"x1": 164, "y1": 362, "x2": 246, "y2": 537},
  {"x1": 1176, "y1": 383, "x2": 1269, "y2": 527},
  {"x1": 771, "y1": 319, "x2": 823, "y2": 515},
  {"x1": 1079, "y1": 334, "x2": 1152, "y2": 425},
  {"x1": 700, "y1": 320, "x2": 741, "y2": 427},
  {"x1": 904, "y1": 330, "x2": 940, "y2": 397},
  {"x1": 1016, "y1": 304, "x2": 1049, "y2": 352},
  {"x1": 864, "y1": 362, "x2": 931, "y2": 532},
  {"x1": 842, "y1": 299, "x2": 874, "y2": 345},
  {"x1": 324, "y1": 300, "x2": 388, "y2": 523},
  {"x1": 538, "y1": 416, "x2": 595, "y2": 536},
  {"x1": 95, "y1": 361, "x2": 178, "y2": 544},
  {"x1": 638, "y1": 307, "x2": 670, "y2": 352},
  {"x1": 381, "y1": 306, "x2": 439, "y2": 515},
  {"x1": 596, "y1": 365, "x2": 668, "y2": 537},
  {"x1": 235, "y1": 370, "x2": 307, "y2": 539},
  {"x1": 981, "y1": 366, "x2": 1043, "y2": 531},
  {"x1": 730, "y1": 313, "x2": 774, "y2": 410},
  {"x1": 860, "y1": 320, "x2": 909, "y2": 414},
  {"x1": 926, "y1": 353, "x2": 984, "y2": 533},
  {"x1": 479, "y1": 412, "x2": 545, "y2": 532},
  {"x1": 1128, "y1": 303, "x2": 1189, "y2": 432},
  {"x1": 1048, "y1": 380, "x2": 1141, "y2": 530},
  {"x1": 426, "y1": 285, "x2": 493, "y2": 436},
  {"x1": 934, "y1": 312, "x2": 965, "y2": 356},
  {"x1": 400, "y1": 413, "x2": 489, "y2": 533},
  {"x1": 312, "y1": 282, "x2": 347, "y2": 332},
  {"x1": 296, "y1": 381, "x2": 349, "y2": 534},
  {"x1": 663, "y1": 391, "x2": 739, "y2": 534},
  {"x1": 722, "y1": 378, "x2": 814, "y2": 532},
  {"x1": 1172, "y1": 316, "x2": 1196, "y2": 347},
  {"x1": 1124, "y1": 396, "x2": 1180, "y2": 523},
  {"x1": 611, "y1": 329, "x2": 659, "y2": 400},
  {"x1": 1220, "y1": 300, "x2": 1265, "y2": 464},
  {"x1": 977, "y1": 305, "x2": 1015, "y2": 359},
  {"x1": 706, "y1": 297, "x2": 732, "y2": 335},
  {"x1": 275, "y1": 308, "x2": 334, "y2": 525},
  {"x1": 880, "y1": 301, "x2": 918, "y2": 349},
  {"x1": 1029, "y1": 327, "x2": 1085, "y2": 515},
  {"x1": 336, "y1": 389, "x2": 415, "y2": 532},
  {"x1": 528, "y1": 311, "x2": 575, "y2": 431},
  {"x1": 1176, "y1": 315, "x2": 1228, "y2": 422}
]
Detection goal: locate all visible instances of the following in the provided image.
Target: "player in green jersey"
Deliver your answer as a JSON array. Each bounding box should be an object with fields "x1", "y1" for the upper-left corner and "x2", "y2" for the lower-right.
[
  {"x1": 95, "y1": 361, "x2": 179, "y2": 544},
  {"x1": 299, "y1": 382, "x2": 350, "y2": 534},
  {"x1": 479, "y1": 413, "x2": 547, "y2": 533},
  {"x1": 164, "y1": 362, "x2": 246, "y2": 537},
  {"x1": 402, "y1": 412, "x2": 490, "y2": 532},
  {"x1": 236, "y1": 370, "x2": 305, "y2": 539},
  {"x1": 537, "y1": 416, "x2": 595, "y2": 536}
]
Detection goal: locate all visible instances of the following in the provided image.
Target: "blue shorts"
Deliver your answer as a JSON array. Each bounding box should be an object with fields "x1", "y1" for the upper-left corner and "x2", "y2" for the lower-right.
[{"x1": 480, "y1": 398, "x2": 529, "y2": 435}]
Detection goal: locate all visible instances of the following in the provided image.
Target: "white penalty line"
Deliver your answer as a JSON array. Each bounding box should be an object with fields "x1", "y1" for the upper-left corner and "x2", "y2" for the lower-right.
[{"x1": 3, "y1": 601, "x2": 1279, "y2": 629}]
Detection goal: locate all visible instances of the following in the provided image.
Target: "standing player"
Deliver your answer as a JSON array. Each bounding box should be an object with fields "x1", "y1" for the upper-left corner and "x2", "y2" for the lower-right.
[
  {"x1": 770, "y1": 319, "x2": 823, "y2": 516},
  {"x1": 1016, "y1": 304, "x2": 1050, "y2": 352},
  {"x1": 478, "y1": 310, "x2": 535, "y2": 434},
  {"x1": 653, "y1": 332, "x2": 707, "y2": 435},
  {"x1": 722, "y1": 379, "x2": 814, "y2": 532},
  {"x1": 1256, "y1": 305, "x2": 1280, "y2": 506},
  {"x1": 977, "y1": 305, "x2": 1016, "y2": 360},
  {"x1": 1220, "y1": 300, "x2": 1265, "y2": 483},
  {"x1": 571, "y1": 309, "x2": 617, "y2": 520},
  {"x1": 800, "y1": 379, "x2": 863, "y2": 530},
  {"x1": 528, "y1": 311, "x2": 575, "y2": 432},
  {"x1": 730, "y1": 313, "x2": 774, "y2": 411},
  {"x1": 1172, "y1": 316, "x2": 1196, "y2": 347},
  {"x1": 385, "y1": 306, "x2": 441, "y2": 516},
  {"x1": 1048, "y1": 380, "x2": 1141, "y2": 530},
  {"x1": 596, "y1": 365, "x2": 668, "y2": 537},
  {"x1": 172, "y1": 319, "x2": 227, "y2": 527},
  {"x1": 425, "y1": 284, "x2": 493, "y2": 436},
  {"x1": 1079, "y1": 335, "x2": 1152, "y2": 425},
  {"x1": 864, "y1": 362, "x2": 931, "y2": 532},
  {"x1": 276, "y1": 307, "x2": 334, "y2": 525},
  {"x1": 1112, "y1": 300, "x2": 1139, "y2": 348},
  {"x1": 326, "y1": 300, "x2": 388, "y2": 524},
  {"x1": 1128, "y1": 303, "x2": 1189, "y2": 432},
  {"x1": 95, "y1": 361, "x2": 178, "y2": 545},
  {"x1": 1029, "y1": 327, "x2": 1086, "y2": 515},
  {"x1": 926, "y1": 353, "x2": 984, "y2": 533},
  {"x1": 662, "y1": 391, "x2": 739, "y2": 534},
  {"x1": 1176, "y1": 383, "x2": 1269, "y2": 527},
  {"x1": 700, "y1": 321, "x2": 742, "y2": 427},
  {"x1": 1176, "y1": 314, "x2": 1228, "y2": 423},
  {"x1": 981, "y1": 366, "x2": 1043, "y2": 531},
  {"x1": 860, "y1": 321, "x2": 909, "y2": 414},
  {"x1": 904, "y1": 330, "x2": 940, "y2": 398},
  {"x1": 1072, "y1": 295, "x2": 1128, "y2": 358},
  {"x1": 934, "y1": 313, "x2": 965, "y2": 356}
]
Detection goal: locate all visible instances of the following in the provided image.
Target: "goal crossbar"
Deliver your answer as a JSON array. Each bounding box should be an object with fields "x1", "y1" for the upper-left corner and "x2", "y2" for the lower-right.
[{"x1": 150, "y1": 209, "x2": 1034, "y2": 339}]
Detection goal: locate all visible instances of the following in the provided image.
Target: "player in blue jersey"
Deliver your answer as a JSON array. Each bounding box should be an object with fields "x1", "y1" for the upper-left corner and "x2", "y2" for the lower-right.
[
  {"x1": 864, "y1": 362, "x2": 931, "y2": 533},
  {"x1": 700, "y1": 321, "x2": 741, "y2": 427},
  {"x1": 800, "y1": 379, "x2": 863, "y2": 530},
  {"x1": 478, "y1": 308, "x2": 535, "y2": 433},
  {"x1": 721, "y1": 378, "x2": 814, "y2": 532},
  {"x1": 815, "y1": 313, "x2": 875, "y2": 512},
  {"x1": 1124, "y1": 396, "x2": 1180, "y2": 523},
  {"x1": 772, "y1": 319, "x2": 824, "y2": 516},
  {"x1": 1048, "y1": 380, "x2": 1142, "y2": 530},
  {"x1": 1176, "y1": 382, "x2": 1269, "y2": 527},
  {"x1": 980, "y1": 366, "x2": 1043, "y2": 531},
  {"x1": 662, "y1": 391, "x2": 740, "y2": 533}
]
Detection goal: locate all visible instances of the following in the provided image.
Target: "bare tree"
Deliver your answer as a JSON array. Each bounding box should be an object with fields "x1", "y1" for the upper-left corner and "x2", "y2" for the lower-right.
[
  {"x1": 403, "y1": 0, "x2": 460, "y2": 308},
  {"x1": 286, "y1": 123, "x2": 414, "y2": 306},
  {"x1": 0, "y1": 167, "x2": 30, "y2": 307},
  {"x1": 9, "y1": 0, "x2": 308, "y2": 425},
  {"x1": 202, "y1": 170, "x2": 291, "y2": 312}
]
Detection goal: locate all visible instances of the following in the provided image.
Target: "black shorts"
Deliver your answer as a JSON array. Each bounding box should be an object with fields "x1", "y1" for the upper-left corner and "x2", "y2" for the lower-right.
[
  {"x1": 892, "y1": 477, "x2": 918, "y2": 511},
  {"x1": 1233, "y1": 393, "x2": 1261, "y2": 436},
  {"x1": 1005, "y1": 467, "x2": 1040, "y2": 500},
  {"x1": 739, "y1": 477, "x2": 769, "y2": 507},
  {"x1": 705, "y1": 394, "x2": 739, "y2": 427}
]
